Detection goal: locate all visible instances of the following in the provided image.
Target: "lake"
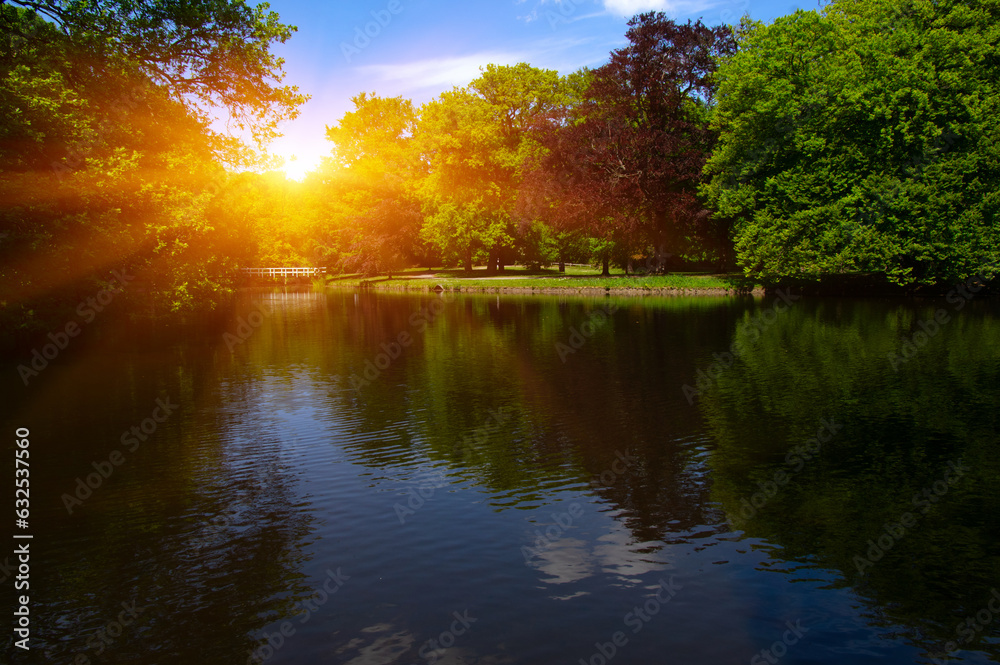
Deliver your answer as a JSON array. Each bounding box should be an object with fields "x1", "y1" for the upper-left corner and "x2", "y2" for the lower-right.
[{"x1": 4, "y1": 288, "x2": 1000, "y2": 665}]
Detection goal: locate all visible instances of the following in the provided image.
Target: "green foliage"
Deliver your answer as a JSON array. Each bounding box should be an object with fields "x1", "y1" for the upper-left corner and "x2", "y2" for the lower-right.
[
  {"x1": 418, "y1": 200, "x2": 505, "y2": 271},
  {"x1": 703, "y1": 0, "x2": 1000, "y2": 287},
  {"x1": 6, "y1": 0, "x2": 999, "y2": 331},
  {"x1": 0, "y1": 0, "x2": 304, "y2": 330},
  {"x1": 320, "y1": 94, "x2": 425, "y2": 276},
  {"x1": 514, "y1": 218, "x2": 558, "y2": 269},
  {"x1": 5, "y1": 0, "x2": 306, "y2": 149},
  {"x1": 700, "y1": 297, "x2": 1000, "y2": 642},
  {"x1": 414, "y1": 65, "x2": 579, "y2": 271}
]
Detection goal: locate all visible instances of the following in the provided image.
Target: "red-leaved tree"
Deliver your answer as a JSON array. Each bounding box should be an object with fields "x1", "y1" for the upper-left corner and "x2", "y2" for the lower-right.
[{"x1": 524, "y1": 13, "x2": 737, "y2": 274}]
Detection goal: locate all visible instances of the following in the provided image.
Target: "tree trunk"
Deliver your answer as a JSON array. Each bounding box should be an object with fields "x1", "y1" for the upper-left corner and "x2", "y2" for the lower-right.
[
  {"x1": 464, "y1": 250, "x2": 473, "y2": 274},
  {"x1": 601, "y1": 256, "x2": 610, "y2": 277},
  {"x1": 559, "y1": 261, "x2": 565, "y2": 273}
]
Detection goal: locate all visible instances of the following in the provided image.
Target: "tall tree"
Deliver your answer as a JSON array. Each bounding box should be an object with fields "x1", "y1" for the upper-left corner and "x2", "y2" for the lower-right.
[
  {"x1": 702, "y1": 0, "x2": 1000, "y2": 288},
  {"x1": 321, "y1": 93, "x2": 425, "y2": 277},
  {"x1": 416, "y1": 64, "x2": 575, "y2": 272},
  {"x1": 526, "y1": 14, "x2": 737, "y2": 274}
]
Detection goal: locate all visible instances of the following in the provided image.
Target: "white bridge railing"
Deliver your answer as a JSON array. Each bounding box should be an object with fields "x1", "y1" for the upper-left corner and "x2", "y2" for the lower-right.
[{"x1": 242, "y1": 267, "x2": 327, "y2": 278}]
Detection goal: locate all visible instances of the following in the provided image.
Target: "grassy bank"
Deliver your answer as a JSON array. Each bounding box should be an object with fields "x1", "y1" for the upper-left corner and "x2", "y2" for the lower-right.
[{"x1": 319, "y1": 265, "x2": 758, "y2": 295}]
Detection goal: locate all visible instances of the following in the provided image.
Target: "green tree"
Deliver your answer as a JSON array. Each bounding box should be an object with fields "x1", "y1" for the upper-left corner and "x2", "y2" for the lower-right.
[
  {"x1": 206, "y1": 171, "x2": 317, "y2": 273},
  {"x1": 321, "y1": 93, "x2": 425, "y2": 277},
  {"x1": 416, "y1": 64, "x2": 575, "y2": 272},
  {"x1": 0, "y1": 0, "x2": 305, "y2": 330},
  {"x1": 4, "y1": 0, "x2": 305, "y2": 149},
  {"x1": 703, "y1": 0, "x2": 1000, "y2": 288}
]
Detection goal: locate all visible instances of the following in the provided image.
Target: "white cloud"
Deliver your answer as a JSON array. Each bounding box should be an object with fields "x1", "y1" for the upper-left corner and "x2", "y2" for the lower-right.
[
  {"x1": 354, "y1": 37, "x2": 604, "y2": 94},
  {"x1": 603, "y1": 0, "x2": 674, "y2": 13},
  {"x1": 517, "y1": 0, "x2": 607, "y2": 24},
  {"x1": 355, "y1": 52, "x2": 530, "y2": 92},
  {"x1": 527, "y1": 537, "x2": 597, "y2": 585},
  {"x1": 601, "y1": 0, "x2": 719, "y2": 16}
]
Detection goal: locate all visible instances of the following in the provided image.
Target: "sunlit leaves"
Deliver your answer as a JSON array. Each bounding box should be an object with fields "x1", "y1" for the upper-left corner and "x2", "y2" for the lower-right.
[
  {"x1": 320, "y1": 93, "x2": 425, "y2": 276},
  {"x1": 0, "y1": 0, "x2": 300, "y2": 326},
  {"x1": 415, "y1": 64, "x2": 578, "y2": 271},
  {"x1": 6, "y1": 0, "x2": 307, "y2": 149}
]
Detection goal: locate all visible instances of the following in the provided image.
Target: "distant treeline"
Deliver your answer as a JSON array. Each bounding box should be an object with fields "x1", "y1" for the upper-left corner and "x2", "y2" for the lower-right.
[{"x1": 2, "y1": 0, "x2": 998, "y2": 334}]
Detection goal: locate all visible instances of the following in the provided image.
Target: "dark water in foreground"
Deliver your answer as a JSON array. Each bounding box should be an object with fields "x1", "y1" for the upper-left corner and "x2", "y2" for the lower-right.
[{"x1": 3, "y1": 289, "x2": 1000, "y2": 665}]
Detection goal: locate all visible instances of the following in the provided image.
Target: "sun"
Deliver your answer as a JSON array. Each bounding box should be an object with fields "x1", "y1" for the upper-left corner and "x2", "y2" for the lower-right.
[
  {"x1": 270, "y1": 129, "x2": 328, "y2": 181},
  {"x1": 279, "y1": 154, "x2": 320, "y2": 182}
]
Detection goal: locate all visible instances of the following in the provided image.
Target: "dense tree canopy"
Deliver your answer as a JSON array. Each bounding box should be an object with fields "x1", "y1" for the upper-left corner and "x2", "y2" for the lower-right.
[
  {"x1": 4, "y1": 0, "x2": 305, "y2": 148},
  {"x1": 523, "y1": 14, "x2": 736, "y2": 274},
  {"x1": 703, "y1": 0, "x2": 1000, "y2": 287},
  {"x1": 414, "y1": 64, "x2": 576, "y2": 272},
  {"x1": 320, "y1": 93, "x2": 424, "y2": 276},
  {"x1": 0, "y1": 0, "x2": 304, "y2": 334}
]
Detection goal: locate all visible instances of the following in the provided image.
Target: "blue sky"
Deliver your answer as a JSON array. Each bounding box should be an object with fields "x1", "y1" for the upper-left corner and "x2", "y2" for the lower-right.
[{"x1": 263, "y1": 0, "x2": 815, "y2": 179}]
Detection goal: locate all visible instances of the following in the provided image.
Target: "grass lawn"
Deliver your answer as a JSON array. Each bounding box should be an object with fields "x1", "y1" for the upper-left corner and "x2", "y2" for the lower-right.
[{"x1": 320, "y1": 265, "x2": 751, "y2": 292}]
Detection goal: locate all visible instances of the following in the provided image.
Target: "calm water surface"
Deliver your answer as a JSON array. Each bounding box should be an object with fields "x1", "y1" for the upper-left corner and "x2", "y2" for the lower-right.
[{"x1": 3, "y1": 289, "x2": 1000, "y2": 665}]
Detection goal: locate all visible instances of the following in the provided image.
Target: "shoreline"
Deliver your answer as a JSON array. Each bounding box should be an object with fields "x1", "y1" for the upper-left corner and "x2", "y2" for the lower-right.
[{"x1": 327, "y1": 283, "x2": 764, "y2": 297}]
